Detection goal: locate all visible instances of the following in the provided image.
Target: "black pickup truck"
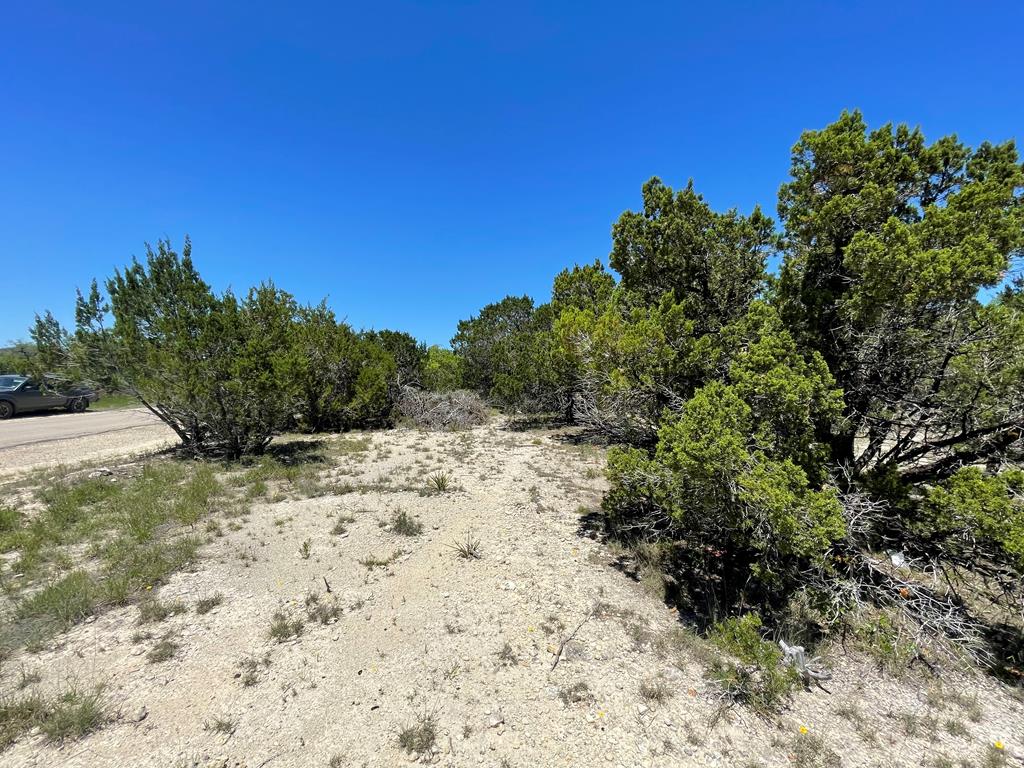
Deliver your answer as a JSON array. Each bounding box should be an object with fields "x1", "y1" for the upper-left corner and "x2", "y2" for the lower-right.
[{"x1": 0, "y1": 375, "x2": 99, "y2": 419}]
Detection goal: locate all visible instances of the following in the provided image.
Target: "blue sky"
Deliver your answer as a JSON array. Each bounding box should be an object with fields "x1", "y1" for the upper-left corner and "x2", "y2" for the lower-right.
[{"x1": 1, "y1": 1, "x2": 1021, "y2": 347}]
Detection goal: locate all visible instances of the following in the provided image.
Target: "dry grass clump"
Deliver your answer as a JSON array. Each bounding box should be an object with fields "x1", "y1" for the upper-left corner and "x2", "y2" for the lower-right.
[
  {"x1": 269, "y1": 611, "x2": 304, "y2": 642},
  {"x1": 389, "y1": 509, "x2": 424, "y2": 536},
  {"x1": 395, "y1": 387, "x2": 490, "y2": 431},
  {"x1": 397, "y1": 711, "x2": 437, "y2": 754},
  {"x1": 146, "y1": 637, "x2": 179, "y2": 663}
]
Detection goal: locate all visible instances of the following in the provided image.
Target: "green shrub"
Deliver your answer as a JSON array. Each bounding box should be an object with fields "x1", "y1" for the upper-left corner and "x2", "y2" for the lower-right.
[
  {"x1": 706, "y1": 614, "x2": 799, "y2": 713},
  {"x1": 421, "y1": 346, "x2": 463, "y2": 391},
  {"x1": 922, "y1": 468, "x2": 1024, "y2": 570},
  {"x1": 604, "y1": 352, "x2": 844, "y2": 618},
  {"x1": 68, "y1": 241, "x2": 299, "y2": 458},
  {"x1": 852, "y1": 609, "x2": 919, "y2": 674},
  {"x1": 287, "y1": 307, "x2": 402, "y2": 431}
]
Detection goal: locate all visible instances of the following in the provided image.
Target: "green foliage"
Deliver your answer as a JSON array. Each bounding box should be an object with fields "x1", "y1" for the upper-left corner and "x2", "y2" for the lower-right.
[
  {"x1": 360, "y1": 329, "x2": 425, "y2": 386},
  {"x1": 68, "y1": 239, "x2": 296, "y2": 457},
  {"x1": 604, "y1": 305, "x2": 844, "y2": 616},
  {"x1": 851, "y1": 609, "x2": 920, "y2": 674},
  {"x1": 451, "y1": 295, "x2": 557, "y2": 409},
  {"x1": 421, "y1": 345, "x2": 463, "y2": 391},
  {"x1": 1, "y1": 464, "x2": 216, "y2": 653},
  {"x1": 707, "y1": 614, "x2": 799, "y2": 713},
  {"x1": 610, "y1": 177, "x2": 776, "y2": 332},
  {"x1": 0, "y1": 506, "x2": 19, "y2": 534},
  {"x1": 0, "y1": 342, "x2": 36, "y2": 376},
  {"x1": 551, "y1": 260, "x2": 616, "y2": 314},
  {"x1": 923, "y1": 468, "x2": 1024, "y2": 570},
  {"x1": 15, "y1": 571, "x2": 98, "y2": 631},
  {"x1": 1, "y1": 685, "x2": 108, "y2": 750},
  {"x1": 284, "y1": 303, "x2": 399, "y2": 431},
  {"x1": 346, "y1": 340, "x2": 398, "y2": 427},
  {"x1": 36, "y1": 239, "x2": 413, "y2": 450},
  {"x1": 584, "y1": 113, "x2": 1024, "y2": 675},
  {"x1": 777, "y1": 110, "x2": 1024, "y2": 474}
]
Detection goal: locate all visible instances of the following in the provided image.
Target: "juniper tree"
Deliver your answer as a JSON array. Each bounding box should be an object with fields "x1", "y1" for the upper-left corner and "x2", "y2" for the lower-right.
[{"x1": 777, "y1": 110, "x2": 1024, "y2": 481}]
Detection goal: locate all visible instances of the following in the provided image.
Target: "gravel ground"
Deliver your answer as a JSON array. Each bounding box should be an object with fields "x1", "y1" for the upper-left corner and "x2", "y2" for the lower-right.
[{"x1": 1, "y1": 425, "x2": 1021, "y2": 767}]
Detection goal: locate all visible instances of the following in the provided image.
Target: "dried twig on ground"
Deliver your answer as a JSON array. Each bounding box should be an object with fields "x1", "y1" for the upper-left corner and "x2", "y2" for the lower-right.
[{"x1": 551, "y1": 606, "x2": 596, "y2": 670}]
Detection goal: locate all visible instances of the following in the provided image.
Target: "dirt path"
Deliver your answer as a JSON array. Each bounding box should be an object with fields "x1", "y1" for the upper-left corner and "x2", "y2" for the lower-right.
[
  {"x1": 1, "y1": 426, "x2": 1020, "y2": 767},
  {"x1": 0, "y1": 409, "x2": 173, "y2": 478}
]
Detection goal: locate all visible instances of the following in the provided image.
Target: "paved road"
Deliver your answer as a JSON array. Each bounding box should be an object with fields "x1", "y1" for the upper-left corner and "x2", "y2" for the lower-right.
[{"x1": 0, "y1": 407, "x2": 164, "y2": 450}]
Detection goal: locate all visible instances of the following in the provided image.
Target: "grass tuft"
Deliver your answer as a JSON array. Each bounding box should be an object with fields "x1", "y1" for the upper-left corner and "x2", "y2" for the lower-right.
[
  {"x1": 146, "y1": 637, "x2": 179, "y2": 663},
  {"x1": 398, "y1": 712, "x2": 437, "y2": 754},
  {"x1": 0, "y1": 685, "x2": 109, "y2": 749},
  {"x1": 137, "y1": 597, "x2": 187, "y2": 624},
  {"x1": 269, "y1": 611, "x2": 304, "y2": 642},
  {"x1": 389, "y1": 509, "x2": 423, "y2": 537},
  {"x1": 195, "y1": 593, "x2": 224, "y2": 615}
]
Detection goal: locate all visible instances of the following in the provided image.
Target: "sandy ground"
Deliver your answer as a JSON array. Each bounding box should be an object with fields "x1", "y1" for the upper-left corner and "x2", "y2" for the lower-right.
[
  {"x1": 0, "y1": 409, "x2": 174, "y2": 479},
  {"x1": 1, "y1": 425, "x2": 1021, "y2": 768}
]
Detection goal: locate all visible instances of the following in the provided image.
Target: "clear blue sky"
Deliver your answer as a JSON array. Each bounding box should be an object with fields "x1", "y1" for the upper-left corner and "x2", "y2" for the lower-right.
[{"x1": 2, "y1": 1, "x2": 1021, "y2": 347}]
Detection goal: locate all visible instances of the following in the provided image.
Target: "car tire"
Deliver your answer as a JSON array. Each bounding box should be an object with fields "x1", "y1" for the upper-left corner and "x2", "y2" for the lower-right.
[
  {"x1": 70, "y1": 397, "x2": 88, "y2": 413},
  {"x1": 0, "y1": 400, "x2": 13, "y2": 420}
]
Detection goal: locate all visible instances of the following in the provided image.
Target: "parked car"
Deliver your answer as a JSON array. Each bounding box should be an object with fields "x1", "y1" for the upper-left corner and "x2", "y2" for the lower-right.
[{"x1": 0, "y1": 375, "x2": 99, "y2": 419}]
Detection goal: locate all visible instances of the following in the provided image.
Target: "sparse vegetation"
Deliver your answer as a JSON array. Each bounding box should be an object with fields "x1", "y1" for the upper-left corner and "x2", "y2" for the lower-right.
[
  {"x1": 1, "y1": 464, "x2": 217, "y2": 654},
  {"x1": 269, "y1": 611, "x2": 305, "y2": 642},
  {"x1": 359, "y1": 550, "x2": 402, "y2": 571},
  {"x1": 331, "y1": 514, "x2": 356, "y2": 535},
  {"x1": 397, "y1": 711, "x2": 437, "y2": 754},
  {"x1": 425, "y1": 471, "x2": 453, "y2": 494},
  {"x1": 146, "y1": 637, "x2": 180, "y2": 663},
  {"x1": 557, "y1": 681, "x2": 593, "y2": 706},
  {"x1": 204, "y1": 715, "x2": 237, "y2": 736},
  {"x1": 195, "y1": 593, "x2": 224, "y2": 615},
  {"x1": 237, "y1": 653, "x2": 272, "y2": 687},
  {"x1": 707, "y1": 614, "x2": 799, "y2": 714},
  {"x1": 449, "y1": 532, "x2": 482, "y2": 559},
  {"x1": 789, "y1": 731, "x2": 841, "y2": 768},
  {"x1": 389, "y1": 509, "x2": 423, "y2": 537},
  {"x1": 638, "y1": 676, "x2": 672, "y2": 704},
  {"x1": 496, "y1": 642, "x2": 517, "y2": 666},
  {"x1": 0, "y1": 685, "x2": 112, "y2": 749},
  {"x1": 304, "y1": 592, "x2": 342, "y2": 624},
  {"x1": 138, "y1": 597, "x2": 187, "y2": 624}
]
